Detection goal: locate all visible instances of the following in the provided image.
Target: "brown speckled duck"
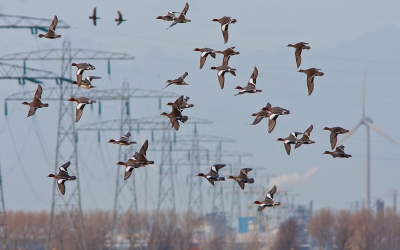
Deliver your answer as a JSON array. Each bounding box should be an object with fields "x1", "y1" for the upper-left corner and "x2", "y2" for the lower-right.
[
  {"x1": 228, "y1": 168, "x2": 254, "y2": 190},
  {"x1": 323, "y1": 127, "x2": 350, "y2": 149},
  {"x1": 287, "y1": 42, "x2": 310, "y2": 68},
  {"x1": 21, "y1": 85, "x2": 49, "y2": 117},
  {"x1": 323, "y1": 145, "x2": 352, "y2": 158},
  {"x1": 298, "y1": 68, "x2": 324, "y2": 96},
  {"x1": 38, "y1": 15, "x2": 61, "y2": 39}
]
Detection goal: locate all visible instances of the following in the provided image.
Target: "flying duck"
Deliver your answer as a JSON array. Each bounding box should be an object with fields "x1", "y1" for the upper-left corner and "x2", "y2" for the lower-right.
[
  {"x1": 323, "y1": 145, "x2": 352, "y2": 158},
  {"x1": 212, "y1": 16, "x2": 237, "y2": 44},
  {"x1": 89, "y1": 8, "x2": 100, "y2": 26},
  {"x1": 254, "y1": 185, "x2": 281, "y2": 211},
  {"x1": 234, "y1": 67, "x2": 261, "y2": 96},
  {"x1": 108, "y1": 132, "x2": 137, "y2": 146},
  {"x1": 250, "y1": 110, "x2": 271, "y2": 125},
  {"x1": 210, "y1": 65, "x2": 237, "y2": 89},
  {"x1": 287, "y1": 42, "x2": 310, "y2": 68},
  {"x1": 228, "y1": 168, "x2": 254, "y2": 190},
  {"x1": 262, "y1": 103, "x2": 290, "y2": 133},
  {"x1": 167, "y1": 95, "x2": 194, "y2": 112},
  {"x1": 298, "y1": 68, "x2": 324, "y2": 96},
  {"x1": 295, "y1": 125, "x2": 315, "y2": 149},
  {"x1": 68, "y1": 97, "x2": 97, "y2": 123},
  {"x1": 115, "y1": 11, "x2": 126, "y2": 26},
  {"x1": 216, "y1": 47, "x2": 240, "y2": 66},
  {"x1": 72, "y1": 76, "x2": 101, "y2": 89},
  {"x1": 163, "y1": 72, "x2": 188, "y2": 89},
  {"x1": 193, "y1": 48, "x2": 216, "y2": 69},
  {"x1": 198, "y1": 164, "x2": 226, "y2": 186},
  {"x1": 156, "y1": 12, "x2": 180, "y2": 21},
  {"x1": 47, "y1": 161, "x2": 76, "y2": 195},
  {"x1": 323, "y1": 127, "x2": 350, "y2": 149},
  {"x1": 160, "y1": 104, "x2": 188, "y2": 131},
  {"x1": 21, "y1": 85, "x2": 49, "y2": 117},
  {"x1": 277, "y1": 132, "x2": 303, "y2": 155},
  {"x1": 167, "y1": 3, "x2": 190, "y2": 29},
  {"x1": 117, "y1": 140, "x2": 154, "y2": 180},
  {"x1": 38, "y1": 15, "x2": 61, "y2": 39}
]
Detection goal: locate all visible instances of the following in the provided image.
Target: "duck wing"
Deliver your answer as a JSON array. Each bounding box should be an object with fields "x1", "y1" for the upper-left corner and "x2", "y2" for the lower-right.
[
  {"x1": 295, "y1": 48, "x2": 302, "y2": 68},
  {"x1": 139, "y1": 140, "x2": 149, "y2": 156},
  {"x1": 170, "y1": 117, "x2": 180, "y2": 131},
  {"x1": 27, "y1": 107, "x2": 37, "y2": 117},
  {"x1": 268, "y1": 114, "x2": 279, "y2": 133},
  {"x1": 181, "y1": 3, "x2": 189, "y2": 16},
  {"x1": 284, "y1": 143, "x2": 291, "y2": 155},
  {"x1": 217, "y1": 72, "x2": 225, "y2": 89},
  {"x1": 57, "y1": 180, "x2": 66, "y2": 195},
  {"x1": 266, "y1": 185, "x2": 277, "y2": 199},
  {"x1": 221, "y1": 24, "x2": 229, "y2": 44},
  {"x1": 75, "y1": 103, "x2": 86, "y2": 123},
  {"x1": 199, "y1": 54, "x2": 208, "y2": 69},
  {"x1": 34, "y1": 85, "x2": 43, "y2": 101},
  {"x1": 251, "y1": 115, "x2": 265, "y2": 125},
  {"x1": 307, "y1": 75, "x2": 315, "y2": 96},
  {"x1": 304, "y1": 124, "x2": 313, "y2": 136},
  {"x1": 49, "y1": 15, "x2": 58, "y2": 31},
  {"x1": 237, "y1": 180, "x2": 245, "y2": 190},
  {"x1": 330, "y1": 132, "x2": 338, "y2": 150},
  {"x1": 59, "y1": 161, "x2": 71, "y2": 172},
  {"x1": 124, "y1": 167, "x2": 133, "y2": 180},
  {"x1": 248, "y1": 67, "x2": 258, "y2": 85}
]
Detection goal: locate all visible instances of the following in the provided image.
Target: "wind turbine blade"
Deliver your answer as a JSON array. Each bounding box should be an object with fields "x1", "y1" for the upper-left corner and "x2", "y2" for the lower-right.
[
  {"x1": 362, "y1": 70, "x2": 366, "y2": 118},
  {"x1": 338, "y1": 121, "x2": 362, "y2": 144},
  {"x1": 364, "y1": 121, "x2": 397, "y2": 144}
]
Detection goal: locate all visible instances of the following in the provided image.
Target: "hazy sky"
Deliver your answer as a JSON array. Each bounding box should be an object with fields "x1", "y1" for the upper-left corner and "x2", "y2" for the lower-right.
[{"x1": 0, "y1": 0, "x2": 399, "y2": 219}]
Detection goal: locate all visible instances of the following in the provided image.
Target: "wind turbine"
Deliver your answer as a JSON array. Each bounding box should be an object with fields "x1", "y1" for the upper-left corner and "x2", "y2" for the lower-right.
[{"x1": 340, "y1": 71, "x2": 397, "y2": 209}]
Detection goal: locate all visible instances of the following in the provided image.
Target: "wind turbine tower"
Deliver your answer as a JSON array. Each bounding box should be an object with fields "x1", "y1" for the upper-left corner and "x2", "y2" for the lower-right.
[{"x1": 340, "y1": 72, "x2": 397, "y2": 208}]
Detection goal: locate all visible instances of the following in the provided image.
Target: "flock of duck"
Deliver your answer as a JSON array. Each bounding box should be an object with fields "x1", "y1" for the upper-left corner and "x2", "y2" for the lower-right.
[{"x1": 21, "y1": 3, "x2": 352, "y2": 212}]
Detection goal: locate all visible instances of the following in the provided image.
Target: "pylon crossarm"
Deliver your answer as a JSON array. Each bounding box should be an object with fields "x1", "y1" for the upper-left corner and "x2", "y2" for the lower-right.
[
  {"x1": 0, "y1": 14, "x2": 70, "y2": 30},
  {"x1": 77, "y1": 116, "x2": 212, "y2": 131},
  {"x1": 0, "y1": 62, "x2": 61, "y2": 82},
  {"x1": 1, "y1": 49, "x2": 133, "y2": 61}
]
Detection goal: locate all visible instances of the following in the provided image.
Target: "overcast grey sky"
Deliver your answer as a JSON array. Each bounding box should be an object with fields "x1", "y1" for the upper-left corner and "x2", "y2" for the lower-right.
[{"x1": 0, "y1": 0, "x2": 399, "y2": 216}]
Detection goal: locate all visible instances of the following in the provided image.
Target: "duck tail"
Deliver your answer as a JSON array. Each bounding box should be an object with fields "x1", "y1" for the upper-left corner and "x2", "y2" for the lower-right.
[
  {"x1": 147, "y1": 161, "x2": 155, "y2": 165},
  {"x1": 275, "y1": 202, "x2": 281, "y2": 206},
  {"x1": 219, "y1": 177, "x2": 226, "y2": 181},
  {"x1": 72, "y1": 81, "x2": 78, "y2": 85},
  {"x1": 188, "y1": 104, "x2": 194, "y2": 108},
  {"x1": 70, "y1": 176, "x2": 77, "y2": 180},
  {"x1": 247, "y1": 178, "x2": 255, "y2": 184},
  {"x1": 42, "y1": 103, "x2": 49, "y2": 107}
]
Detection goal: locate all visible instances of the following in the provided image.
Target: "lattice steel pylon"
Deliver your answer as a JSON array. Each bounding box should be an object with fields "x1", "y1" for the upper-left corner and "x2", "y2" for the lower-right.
[
  {"x1": 76, "y1": 90, "x2": 178, "y2": 250},
  {"x1": 0, "y1": 163, "x2": 7, "y2": 250},
  {"x1": 1, "y1": 41, "x2": 135, "y2": 250},
  {"x1": 0, "y1": 14, "x2": 70, "y2": 35}
]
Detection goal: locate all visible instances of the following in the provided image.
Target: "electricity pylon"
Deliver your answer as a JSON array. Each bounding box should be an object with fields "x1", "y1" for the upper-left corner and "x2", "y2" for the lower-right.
[
  {"x1": 0, "y1": 14, "x2": 70, "y2": 35},
  {"x1": 1, "y1": 41, "x2": 135, "y2": 250},
  {"x1": 0, "y1": 163, "x2": 7, "y2": 250},
  {"x1": 77, "y1": 89, "x2": 177, "y2": 249}
]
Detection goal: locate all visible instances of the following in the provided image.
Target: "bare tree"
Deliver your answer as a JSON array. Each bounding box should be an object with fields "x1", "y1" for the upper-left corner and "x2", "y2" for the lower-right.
[
  {"x1": 85, "y1": 210, "x2": 112, "y2": 250},
  {"x1": 348, "y1": 209, "x2": 376, "y2": 250},
  {"x1": 271, "y1": 217, "x2": 299, "y2": 250},
  {"x1": 332, "y1": 210, "x2": 353, "y2": 250},
  {"x1": 308, "y1": 208, "x2": 334, "y2": 250}
]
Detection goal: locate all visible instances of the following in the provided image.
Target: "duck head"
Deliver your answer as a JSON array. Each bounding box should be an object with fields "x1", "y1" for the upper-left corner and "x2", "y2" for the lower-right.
[
  {"x1": 21, "y1": 102, "x2": 30, "y2": 105},
  {"x1": 47, "y1": 174, "x2": 55, "y2": 178},
  {"x1": 211, "y1": 18, "x2": 219, "y2": 22},
  {"x1": 235, "y1": 86, "x2": 243, "y2": 90},
  {"x1": 197, "y1": 173, "x2": 205, "y2": 177},
  {"x1": 322, "y1": 127, "x2": 330, "y2": 130},
  {"x1": 323, "y1": 151, "x2": 332, "y2": 155},
  {"x1": 210, "y1": 66, "x2": 217, "y2": 70},
  {"x1": 193, "y1": 48, "x2": 201, "y2": 51},
  {"x1": 68, "y1": 98, "x2": 76, "y2": 102},
  {"x1": 253, "y1": 201, "x2": 262, "y2": 205},
  {"x1": 228, "y1": 176, "x2": 235, "y2": 180},
  {"x1": 160, "y1": 112, "x2": 169, "y2": 116}
]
